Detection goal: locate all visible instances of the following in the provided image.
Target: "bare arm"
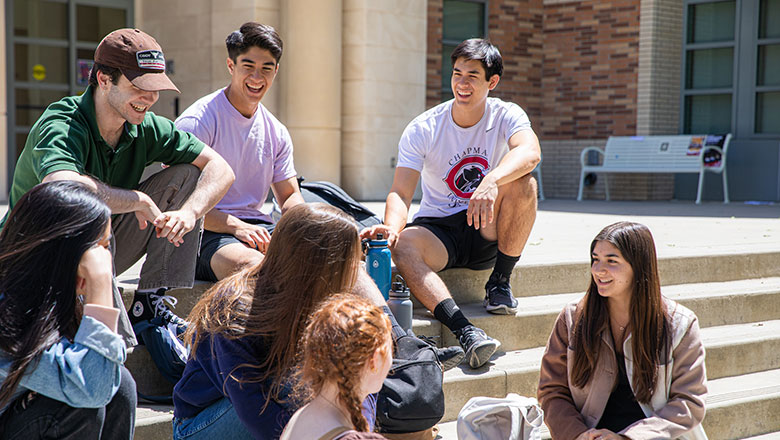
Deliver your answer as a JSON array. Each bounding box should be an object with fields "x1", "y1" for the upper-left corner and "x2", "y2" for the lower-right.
[
  {"x1": 271, "y1": 176, "x2": 304, "y2": 214},
  {"x1": 42, "y1": 170, "x2": 162, "y2": 229},
  {"x1": 360, "y1": 166, "x2": 419, "y2": 248},
  {"x1": 467, "y1": 129, "x2": 541, "y2": 228},
  {"x1": 154, "y1": 146, "x2": 235, "y2": 245}
]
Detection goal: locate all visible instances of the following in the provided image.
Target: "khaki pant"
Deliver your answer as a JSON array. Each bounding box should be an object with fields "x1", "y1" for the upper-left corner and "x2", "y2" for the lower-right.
[{"x1": 110, "y1": 164, "x2": 202, "y2": 346}]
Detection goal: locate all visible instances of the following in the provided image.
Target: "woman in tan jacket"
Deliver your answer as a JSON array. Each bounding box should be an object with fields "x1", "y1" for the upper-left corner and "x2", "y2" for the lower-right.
[{"x1": 538, "y1": 222, "x2": 707, "y2": 440}]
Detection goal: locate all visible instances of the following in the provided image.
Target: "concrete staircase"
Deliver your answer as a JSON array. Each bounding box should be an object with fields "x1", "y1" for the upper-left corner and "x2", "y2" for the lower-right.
[{"x1": 126, "y1": 249, "x2": 780, "y2": 439}]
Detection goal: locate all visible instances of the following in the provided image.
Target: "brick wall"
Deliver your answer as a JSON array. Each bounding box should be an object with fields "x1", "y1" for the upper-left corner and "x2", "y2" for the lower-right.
[
  {"x1": 425, "y1": 0, "x2": 681, "y2": 200},
  {"x1": 539, "y1": 0, "x2": 639, "y2": 140},
  {"x1": 426, "y1": 0, "x2": 443, "y2": 109}
]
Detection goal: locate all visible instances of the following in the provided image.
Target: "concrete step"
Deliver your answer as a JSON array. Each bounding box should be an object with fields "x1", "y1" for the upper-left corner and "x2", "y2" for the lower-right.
[
  {"x1": 439, "y1": 369, "x2": 780, "y2": 440},
  {"x1": 118, "y1": 250, "x2": 780, "y2": 317},
  {"x1": 437, "y1": 319, "x2": 780, "y2": 423},
  {"x1": 744, "y1": 433, "x2": 780, "y2": 440},
  {"x1": 425, "y1": 277, "x2": 780, "y2": 352},
  {"x1": 440, "y1": 250, "x2": 780, "y2": 303},
  {"x1": 705, "y1": 369, "x2": 780, "y2": 439},
  {"x1": 135, "y1": 368, "x2": 780, "y2": 440},
  {"x1": 125, "y1": 277, "x2": 780, "y2": 397},
  {"x1": 135, "y1": 404, "x2": 173, "y2": 439}
]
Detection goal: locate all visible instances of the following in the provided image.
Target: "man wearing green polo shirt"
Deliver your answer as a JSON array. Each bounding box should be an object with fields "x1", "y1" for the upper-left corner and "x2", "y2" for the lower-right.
[{"x1": 2, "y1": 29, "x2": 234, "y2": 377}]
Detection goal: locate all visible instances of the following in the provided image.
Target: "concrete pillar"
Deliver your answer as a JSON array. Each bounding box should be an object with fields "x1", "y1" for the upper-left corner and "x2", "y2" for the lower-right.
[
  {"x1": 280, "y1": 0, "x2": 342, "y2": 184},
  {"x1": 1, "y1": 3, "x2": 7, "y2": 201},
  {"x1": 341, "y1": 0, "x2": 427, "y2": 199}
]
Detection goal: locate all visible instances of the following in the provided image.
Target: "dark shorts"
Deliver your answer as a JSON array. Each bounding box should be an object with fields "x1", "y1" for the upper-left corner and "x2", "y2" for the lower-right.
[
  {"x1": 407, "y1": 210, "x2": 497, "y2": 271},
  {"x1": 196, "y1": 219, "x2": 275, "y2": 282}
]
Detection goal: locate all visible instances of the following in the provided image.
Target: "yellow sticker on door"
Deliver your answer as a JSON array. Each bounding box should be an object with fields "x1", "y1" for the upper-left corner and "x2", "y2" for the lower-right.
[{"x1": 32, "y1": 64, "x2": 46, "y2": 81}]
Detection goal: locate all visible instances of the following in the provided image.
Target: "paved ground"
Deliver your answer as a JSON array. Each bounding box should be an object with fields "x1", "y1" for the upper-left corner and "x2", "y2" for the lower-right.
[
  {"x1": 364, "y1": 199, "x2": 780, "y2": 265},
  {"x1": 3, "y1": 198, "x2": 779, "y2": 272}
]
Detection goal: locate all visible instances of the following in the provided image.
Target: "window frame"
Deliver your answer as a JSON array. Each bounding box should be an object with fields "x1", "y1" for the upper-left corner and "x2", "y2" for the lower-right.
[
  {"x1": 5, "y1": 0, "x2": 134, "y2": 190},
  {"x1": 680, "y1": 0, "x2": 780, "y2": 138},
  {"x1": 440, "y1": 0, "x2": 489, "y2": 100}
]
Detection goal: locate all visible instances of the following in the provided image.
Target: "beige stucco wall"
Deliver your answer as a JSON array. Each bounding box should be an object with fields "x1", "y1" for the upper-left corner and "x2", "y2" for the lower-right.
[
  {"x1": 279, "y1": 0, "x2": 343, "y2": 184},
  {"x1": 137, "y1": 0, "x2": 426, "y2": 196},
  {"x1": 1, "y1": 4, "x2": 7, "y2": 202},
  {"x1": 341, "y1": 0, "x2": 427, "y2": 200}
]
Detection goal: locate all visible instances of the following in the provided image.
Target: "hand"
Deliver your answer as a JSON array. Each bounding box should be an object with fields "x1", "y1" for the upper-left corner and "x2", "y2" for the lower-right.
[
  {"x1": 233, "y1": 221, "x2": 271, "y2": 253},
  {"x1": 359, "y1": 224, "x2": 399, "y2": 248},
  {"x1": 134, "y1": 192, "x2": 163, "y2": 231},
  {"x1": 153, "y1": 209, "x2": 197, "y2": 247},
  {"x1": 76, "y1": 245, "x2": 114, "y2": 308},
  {"x1": 467, "y1": 178, "x2": 498, "y2": 230}
]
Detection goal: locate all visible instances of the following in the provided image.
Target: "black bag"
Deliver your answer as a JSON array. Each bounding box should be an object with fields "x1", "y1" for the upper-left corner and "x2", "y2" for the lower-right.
[
  {"x1": 293, "y1": 177, "x2": 382, "y2": 229},
  {"x1": 376, "y1": 333, "x2": 445, "y2": 434}
]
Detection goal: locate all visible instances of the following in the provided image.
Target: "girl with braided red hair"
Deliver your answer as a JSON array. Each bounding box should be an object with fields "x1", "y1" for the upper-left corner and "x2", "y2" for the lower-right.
[{"x1": 282, "y1": 294, "x2": 394, "y2": 440}]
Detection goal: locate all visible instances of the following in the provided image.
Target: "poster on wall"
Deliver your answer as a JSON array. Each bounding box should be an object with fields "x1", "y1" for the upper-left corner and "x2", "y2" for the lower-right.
[{"x1": 77, "y1": 59, "x2": 94, "y2": 87}]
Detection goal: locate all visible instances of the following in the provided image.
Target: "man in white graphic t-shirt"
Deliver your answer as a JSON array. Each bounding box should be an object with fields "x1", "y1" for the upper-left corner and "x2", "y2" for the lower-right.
[{"x1": 362, "y1": 39, "x2": 540, "y2": 369}]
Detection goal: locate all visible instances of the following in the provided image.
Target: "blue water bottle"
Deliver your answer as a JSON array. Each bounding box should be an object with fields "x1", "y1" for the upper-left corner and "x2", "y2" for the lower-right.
[{"x1": 366, "y1": 233, "x2": 392, "y2": 300}]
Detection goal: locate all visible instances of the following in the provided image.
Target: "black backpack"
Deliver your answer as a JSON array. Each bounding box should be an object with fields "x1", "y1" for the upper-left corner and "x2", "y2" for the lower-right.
[
  {"x1": 278, "y1": 177, "x2": 382, "y2": 229},
  {"x1": 376, "y1": 333, "x2": 445, "y2": 433}
]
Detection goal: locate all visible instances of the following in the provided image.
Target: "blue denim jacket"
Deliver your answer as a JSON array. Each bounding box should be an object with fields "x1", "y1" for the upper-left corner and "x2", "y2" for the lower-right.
[{"x1": 0, "y1": 315, "x2": 126, "y2": 416}]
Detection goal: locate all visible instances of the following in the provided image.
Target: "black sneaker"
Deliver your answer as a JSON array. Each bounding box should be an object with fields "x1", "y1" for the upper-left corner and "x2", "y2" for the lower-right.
[
  {"x1": 130, "y1": 289, "x2": 189, "y2": 384},
  {"x1": 419, "y1": 335, "x2": 466, "y2": 372},
  {"x1": 484, "y1": 272, "x2": 518, "y2": 315},
  {"x1": 130, "y1": 288, "x2": 187, "y2": 329},
  {"x1": 455, "y1": 325, "x2": 500, "y2": 369}
]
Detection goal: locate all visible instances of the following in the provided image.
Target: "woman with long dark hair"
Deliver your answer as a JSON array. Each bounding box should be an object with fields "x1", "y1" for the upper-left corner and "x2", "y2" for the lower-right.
[
  {"x1": 172, "y1": 203, "x2": 371, "y2": 440},
  {"x1": 538, "y1": 222, "x2": 707, "y2": 440},
  {"x1": 0, "y1": 181, "x2": 136, "y2": 439},
  {"x1": 281, "y1": 294, "x2": 392, "y2": 440}
]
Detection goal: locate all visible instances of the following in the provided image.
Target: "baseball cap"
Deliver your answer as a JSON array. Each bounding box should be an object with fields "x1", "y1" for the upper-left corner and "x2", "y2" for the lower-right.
[{"x1": 94, "y1": 28, "x2": 179, "y2": 93}]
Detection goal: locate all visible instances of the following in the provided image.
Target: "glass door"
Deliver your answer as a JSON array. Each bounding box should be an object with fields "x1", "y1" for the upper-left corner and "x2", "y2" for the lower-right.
[{"x1": 6, "y1": 0, "x2": 132, "y2": 184}]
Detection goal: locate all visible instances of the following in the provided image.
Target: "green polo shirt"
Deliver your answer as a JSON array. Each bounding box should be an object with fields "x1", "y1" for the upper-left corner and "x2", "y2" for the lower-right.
[{"x1": 2, "y1": 86, "x2": 205, "y2": 228}]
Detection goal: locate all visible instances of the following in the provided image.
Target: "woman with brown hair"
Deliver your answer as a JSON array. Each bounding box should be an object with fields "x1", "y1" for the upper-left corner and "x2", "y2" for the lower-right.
[
  {"x1": 281, "y1": 294, "x2": 392, "y2": 440},
  {"x1": 538, "y1": 222, "x2": 707, "y2": 440},
  {"x1": 172, "y1": 203, "x2": 370, "y2": 440}
]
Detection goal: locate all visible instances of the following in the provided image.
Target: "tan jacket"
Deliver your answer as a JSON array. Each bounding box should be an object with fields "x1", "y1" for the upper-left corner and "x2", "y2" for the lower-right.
[{"x1": 537, "y1": 298, "x2": 708, "y2": 440}]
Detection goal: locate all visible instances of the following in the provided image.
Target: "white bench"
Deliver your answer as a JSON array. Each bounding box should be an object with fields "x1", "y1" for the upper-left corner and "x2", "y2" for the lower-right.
[{"x1": 577, "y1": 134, "x2": 731, "y2": 204}]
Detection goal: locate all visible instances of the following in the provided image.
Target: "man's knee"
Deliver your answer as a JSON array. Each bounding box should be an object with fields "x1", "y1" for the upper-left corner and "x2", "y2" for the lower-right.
[
  {"x1": 501, "y1": 174, "x2": 537, "y2": 204},
  {"x1": 392, "y1": 229, "x2": 424, "y2": 264}
]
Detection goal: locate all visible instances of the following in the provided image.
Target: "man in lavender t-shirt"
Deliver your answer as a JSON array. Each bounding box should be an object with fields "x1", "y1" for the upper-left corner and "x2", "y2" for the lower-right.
[{"x1": 175, "y1": 23, "x2": 303, "y2": 281}]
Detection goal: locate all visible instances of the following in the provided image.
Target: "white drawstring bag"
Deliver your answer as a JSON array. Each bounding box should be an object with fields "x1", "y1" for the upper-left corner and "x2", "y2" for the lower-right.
[{"x1": 456, "y1": 393, "x2": 544, "y2": 440}]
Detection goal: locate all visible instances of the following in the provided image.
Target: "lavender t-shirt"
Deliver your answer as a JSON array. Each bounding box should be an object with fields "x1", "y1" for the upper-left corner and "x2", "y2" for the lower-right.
[{"x1": 175, "y1": 88, "x2": 296, "y2": 223}]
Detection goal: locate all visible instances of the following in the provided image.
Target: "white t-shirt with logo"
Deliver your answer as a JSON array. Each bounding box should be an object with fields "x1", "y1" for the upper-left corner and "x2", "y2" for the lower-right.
[{"x1": 397, "y1": 98, "x2": 532, "y2": 220}]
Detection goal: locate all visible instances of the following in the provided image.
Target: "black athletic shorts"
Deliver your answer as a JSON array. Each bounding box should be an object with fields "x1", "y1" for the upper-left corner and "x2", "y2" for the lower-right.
[
  {"x1": 195, "y1": 219, "x2": 275, "y2": 281},
  {"x1": 407, "y1": 210, "x2": 497, "y2": 271}
]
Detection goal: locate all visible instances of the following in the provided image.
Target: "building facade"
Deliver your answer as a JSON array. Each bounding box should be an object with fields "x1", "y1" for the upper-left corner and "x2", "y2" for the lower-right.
[{"x1": 3, "y1": 0, "x2": 779, "y2": 202}]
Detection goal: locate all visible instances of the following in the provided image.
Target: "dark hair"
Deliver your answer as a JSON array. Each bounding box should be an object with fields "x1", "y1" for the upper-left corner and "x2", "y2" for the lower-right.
[
  {"x1": 88, "y1": 62, "x2": 122, "y2": 87},
  {"x1": 185, "y1": 203, "x2": 362, "y2": 410},
  {"x1": 570, "y1": 222, "x2": 672, "y2": 403},
  {"x1": 451, "y1": 38, "x2": 503, "y2": 80},
  {"x1": 0, "y1": 181, "x2": 111, "y2": 408},
  {"x1": 294, "y1": 294, "x2": 391, "y2": 432},
  {"x1": 226, "y1": 22, "x2": 283, "y2": 63}
]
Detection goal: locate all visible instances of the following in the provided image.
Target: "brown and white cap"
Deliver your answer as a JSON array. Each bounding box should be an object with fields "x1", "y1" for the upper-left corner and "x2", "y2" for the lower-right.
[{"x1": 94, "y1": 28, "x2": 179, "y2": 93}]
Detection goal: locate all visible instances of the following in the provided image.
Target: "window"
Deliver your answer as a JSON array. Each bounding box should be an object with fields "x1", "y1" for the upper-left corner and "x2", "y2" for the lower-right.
[
  {"x1": 756, "y1": 0, "x2": 780, "y2": 134},
  {"x1": 682, "y1": 0, "x2": 780, "y2": 137},
  {"x1": 6, "y1": 0, "x2": 133, "y2": 177},
  {"x1": 441, "y1": 0, "x2": 488, "y2": 101}
]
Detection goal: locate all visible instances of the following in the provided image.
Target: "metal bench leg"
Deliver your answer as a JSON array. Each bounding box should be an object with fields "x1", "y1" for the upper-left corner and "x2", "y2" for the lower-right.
[
  {"x1": 577, "y1": 170, "x2": 585, "y2": 201},
  {"x1": 604, "y1": 174, "x2": 610, "y2": 201},
  {"x1": 722, "y1": 167, "x2": 730, "y2": 204},
  {"x1": 535, "y1": 170, "x2": 545, "y2": 201},
  {"x1": 696, "y1": 170, "x2": 705, "y2": 204}
]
